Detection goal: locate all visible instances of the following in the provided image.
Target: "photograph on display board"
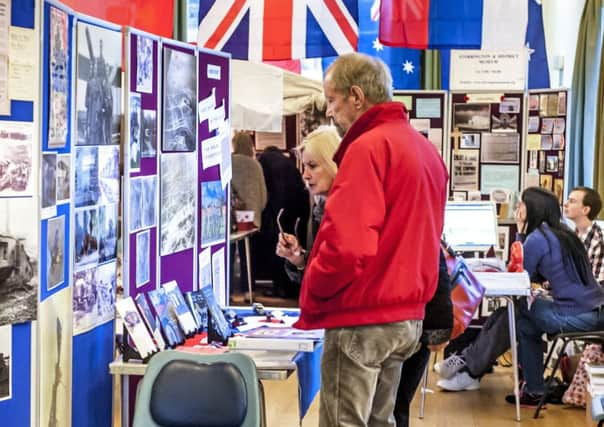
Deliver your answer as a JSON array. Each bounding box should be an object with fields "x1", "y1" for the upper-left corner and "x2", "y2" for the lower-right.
[
  {"x1": 0, "y1": 325, "x2": 10, "y2": 400},
  {"x1": 540, "y1": 174, "x2": 552, "y2": 191},
  {"x1": 539, "y1": 151, "x2": 546, "y2": 172},
  {"x1": 39, "y1": 287, "x2": 72, "y2": 427},
  {"x1": 491, "y1": 113, "x2": 518, "y2": 132},
  {"x1": 459, "y1": 133, "x2": 480, "y2": 149},
  {"x1": 554, "y1": 179, "x2": 564, "y2": 203},
  {"x1": 528, "y1": 94, "x2": 539, "y2": 110},
  {"x1": 480, "y1": 133, "x2": 519, "y2": 163},
  {"x1": 496, "y1": 226, "x2": 510, "y2": 261},
  {"x1": 141, "y1": 110, "x2": 157, "y2": 158},
  {"x1": 201, "y1": 180, "x2": 227, "y2": 247},
  {"x1": 42, "y1": 153, "x2": 57, "y2": 209},
  {"x1": 427, "y1": 128, "x2": 443, "y2": 153},
  {"x1": 553, "y1": 118, "x2": 565, "y2": 134},
  {"x1": 129, "y1": 177, "x2": 142, "y2": 232},
  {"x1": 141, "y1": 175, "x2": 157, "y2": 228},
  {"x1": 148, "y1": 288, "x2": 185, "y2": 347},
  {"x1": 73, "y1": 260, "x2": 116, "y2": 335},
  {"x1": 135, "y1": 294, "x2": 165, "y2": 350},
  {"x1": 546, "y1": 155, "x2": 559, "y2": 173},
  {"x1": 0, "y1": 121, "x2": 33, "y2": 197},
  {"x1": 499, "y1": 98, "x2": 520, "y2": 114},
  {"x1": 74, "y1": 206, "x2": 99, "y2": 268},
  {"x1": 480, "y1": 165, "x2": 519, "y2": 195},
  {"x1": 115, "y1": 297, "x2": 157, "y2": 358},
  {"x1": 160, "y1": 153, "x2": 196, "y2": 255},
  {"x1": 136, "y1": 230, "x2": 150, "y2": 287},
  {"x1": 529, "y1": 150, "x2": 538, "y2": 169},
  {"x1": 129, "y1": 93, "x2": 142, "y2": 171},
  {"x1": 541, "y1": 118, "x2": 554, "y2": 134},
  {"x1": 98, "y1": 203, "x2": 118, "y2": 263},
  {"x1": 0, "y1": 199, "x2": 37, "y2": 326},
  {"x1": 46, "y1": 215, "x2": 65, "y2": 291},
  {"x1": 553, "y1": 134, "x2": 565, "y2": 150},
  {"x1": 136, "y1": 36, "x2": 153, "y2": 94},
  {"x1": 527, "y1": 116, "x2": 540, "y2": 133},
  {"x1": 76, "y1": 22, "x2": 122, "y2": 146},
  {"x1": 453, "y1": 104, "x2": 490, "y2": 130},
  {"x1": 541, "y1": 134, "x2": 553, "y2": 150},
  {"x1": 97, "y1": 145, "x2": 119, "y2": 205},
  {"x1": 162, "y1": 47, "x2": 196, "y2": 152},
  {"x1": 56, "y1": 154, "x2": 70, "y2": 202},
  {"x1": 48, "y1": 6, "x2": 69, "y2": 148},
  {"x1": 557, "y1": 91, "x2": 567, "y2": 115},
  {"x1": 451, "y1": 150, "x2": 479, "y2": 191},
  {"x1": 74, "y1": 146, "x2": 99, "y2": 207}
]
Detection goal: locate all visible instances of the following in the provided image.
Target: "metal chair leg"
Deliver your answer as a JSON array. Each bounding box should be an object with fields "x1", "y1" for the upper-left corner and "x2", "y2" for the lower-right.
[
  {"x1": 534, "y1": 339, "x2": 569, "y2": 419},
  {"x1": 543, "y1": 336, "x2": 561, "y2": 371},
  {"x1": 419, "y1": 363, "x2": 430, "y2": 419}
]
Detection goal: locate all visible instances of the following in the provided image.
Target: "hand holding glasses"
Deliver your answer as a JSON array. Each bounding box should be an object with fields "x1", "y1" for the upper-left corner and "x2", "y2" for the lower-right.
[{"x1": 275, "y1": 209, "x2": 306, "y2": 268}]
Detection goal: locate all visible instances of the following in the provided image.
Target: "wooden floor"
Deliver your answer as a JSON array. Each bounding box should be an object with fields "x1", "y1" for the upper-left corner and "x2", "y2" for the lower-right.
[{"x1": 262, "y1": 365, "x2": 587, "y2": 427}]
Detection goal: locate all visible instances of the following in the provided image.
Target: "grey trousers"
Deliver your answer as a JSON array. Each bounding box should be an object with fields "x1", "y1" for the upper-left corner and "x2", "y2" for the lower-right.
[
  {"x1": 462, "y1": 307, "x2": 511, "y2": 377},
  {"x1": 319, "y1": 320, "x2": 422, "y2": 427}
]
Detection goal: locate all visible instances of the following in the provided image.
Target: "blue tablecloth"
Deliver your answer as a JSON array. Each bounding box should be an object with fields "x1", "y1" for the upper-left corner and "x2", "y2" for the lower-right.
[{"x1": 231, "y1": 308, "x2": 322, "y2": 419}]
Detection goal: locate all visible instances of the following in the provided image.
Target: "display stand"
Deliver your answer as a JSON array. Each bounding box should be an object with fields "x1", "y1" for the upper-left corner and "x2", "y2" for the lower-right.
[{"x1": 117, "y1": 325, "x2": 158, "y2": 363}]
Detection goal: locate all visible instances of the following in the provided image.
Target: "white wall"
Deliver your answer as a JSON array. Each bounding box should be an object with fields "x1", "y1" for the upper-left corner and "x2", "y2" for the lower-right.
[{"x1": 542, "y1": 0, "x2": 586, "y2": 88}]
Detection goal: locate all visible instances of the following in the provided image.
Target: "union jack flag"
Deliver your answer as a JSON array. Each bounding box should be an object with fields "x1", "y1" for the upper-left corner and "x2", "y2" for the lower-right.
[{"x1": 197, "y1": 0, "x2": 359, "y2": 61}]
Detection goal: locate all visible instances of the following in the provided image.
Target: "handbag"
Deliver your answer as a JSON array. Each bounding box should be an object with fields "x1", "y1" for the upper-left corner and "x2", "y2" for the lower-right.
[{"x1": 442, "y1": 241, "x2": 486, "y2": 340}]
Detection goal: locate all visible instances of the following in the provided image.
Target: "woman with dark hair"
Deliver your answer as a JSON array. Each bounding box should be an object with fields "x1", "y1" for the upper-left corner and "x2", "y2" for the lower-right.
[
  {"x1": 436, "y1": 187, "x2": 604, "y2": 407},
  {"x1": 506, "y1": 187, "x2": 604, "y2": 405}
]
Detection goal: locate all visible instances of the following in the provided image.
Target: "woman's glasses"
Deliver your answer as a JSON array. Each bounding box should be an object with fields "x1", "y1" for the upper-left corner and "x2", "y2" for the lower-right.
[{"x1": 276, "y1": 208, "x2": 305, "y2": 256}]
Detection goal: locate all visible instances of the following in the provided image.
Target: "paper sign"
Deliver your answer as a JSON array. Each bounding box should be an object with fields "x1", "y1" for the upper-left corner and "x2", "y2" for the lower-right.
[
  {"x1": 0, "y1": 1, "x2": 9, "y2": 56},
  {"x1": 416, "y1": 98, "x2": 441, "y2": 118},
  {"x1": 198, "y1": 89, "x2": 215, "y2": 123},
  {"x1": 219, "y1": 122, "x2": 232, "y2": 188},
  {"x1": 393, "y1": 95, "x2": 413, "y2": 110},
  {"x1": 208, "y1": 103, "x2": 225, "y2": 132},
  {"x1": 0, "y1": 55, "x2": 9, "y2": 115},
  {"x1": 211, "y1": 247, "x2": 226, "y2": 306},
  {"x1": 207, "y1": 64, "x2": 221, "y2": 80},
  {"x1": 201, "y1": 134, "x2": 221, "y2": 169},
  {"x1": 450, "y1": 50, "x2": 527, "y2": 91},
  {"x1": 8, "y1": 26, "x2": 36, "y2": 101},
  {"x1": 466, "y1": 93, "x2": 504, "y2": 103},
  {"x1": 526, "y1": 134, "x2": 541, "y2": 151}
]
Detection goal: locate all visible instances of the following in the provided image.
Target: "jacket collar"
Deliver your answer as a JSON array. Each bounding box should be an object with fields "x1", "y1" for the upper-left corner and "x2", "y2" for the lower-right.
[{"x1": 332, "y1": 102, "x2": 408, "y2": 166}]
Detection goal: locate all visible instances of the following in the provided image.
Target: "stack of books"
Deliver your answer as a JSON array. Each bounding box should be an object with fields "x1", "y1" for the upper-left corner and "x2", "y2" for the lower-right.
[{"x1": 585, "y1": 363, "x2": 604, "y2": 396}]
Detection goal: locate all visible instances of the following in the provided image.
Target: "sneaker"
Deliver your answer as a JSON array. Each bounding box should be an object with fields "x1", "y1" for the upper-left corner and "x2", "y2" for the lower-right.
[
  {"x1": 505, "y1": 391, "x2": 547, "y2": 409},
  {"x1": 434, "y1": 353, "x2": 466, "y2": 379},
  {"x1": 436, "y1": 371, "x2": 480, "y2": 391}
]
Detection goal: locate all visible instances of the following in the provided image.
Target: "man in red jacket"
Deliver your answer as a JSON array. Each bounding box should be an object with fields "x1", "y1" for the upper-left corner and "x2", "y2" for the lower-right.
[{"x1": 294, "y1": 53, "x2": 448, "y2": 426}]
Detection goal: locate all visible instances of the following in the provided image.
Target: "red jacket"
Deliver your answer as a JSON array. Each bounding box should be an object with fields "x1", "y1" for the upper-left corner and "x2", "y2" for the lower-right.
[{"x1": 295, "y1": 102, "x2": 448, "y2": 330}]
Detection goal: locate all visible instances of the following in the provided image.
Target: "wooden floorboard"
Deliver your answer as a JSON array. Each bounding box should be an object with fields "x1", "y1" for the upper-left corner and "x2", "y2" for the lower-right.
[{"x1": 262, "y1": 366, "x2": 586, "y2": 427}]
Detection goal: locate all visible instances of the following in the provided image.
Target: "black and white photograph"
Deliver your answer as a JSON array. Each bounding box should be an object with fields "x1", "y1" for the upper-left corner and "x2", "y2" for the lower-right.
[
  {"x1": 39, "y1": 288, "x2": 71, "y2": 427},
  {"x1": 98, "y1": 145, "x2": 119, "y2": 205},
  {"x1": 136, "y1": 230, "x2": 150, "y2": 287},
  {"x1": 539, "y1": 151, "x2": 546, "y2": 173},
  {"x1": 499, "y1": 97, "x2": 520, "y2": 114},
  {"x1": 480, "y1": 133, "x2": 520, "y2": 164},
  {"x1": 459, "y1": 133, "x2": 480, "y2": 149},
  {"x1": 74, "y1": 146, "x2": 99, "y2": 207},
  {"x1": 116, "y1": 298, "x2": 157, "y2": 358},
  {"x1": 553, "y1": 134, "x2": 566, "y2": 150},
  {"x1": 160, "y1": 153, "x2": 196, "y2": 255},
  {"x1": 546, "y1": 155, "x2": 559, "y2": 173},
  {"x1": 529, "y1": 150, "x2": 538, "y2": 170},
  {"x1": 491, "y1": 113, "x2": 518, "y2": 132},
  {"x1": 0, "y1": 199, "x2": 38, "y2": 326},
  {"x1": 75, "y1": 22, "x2": 122, "y2": 146},
  {"x1": 141, "y1": 110, "x2": 157, "y2": 158},
  {"x1": 541, "y1": 118, "x2": 554, "y2": 134},
  {"x1": 129, "y1": 93, "x2": 141, "y2": 171},
  {"x1": 48, "y1": 6, "x2": 69, "y2": 148},
  {"x1": 136, "y1": 36, "x2": 153, "y2": 93},
  {"x1": 56, "y1": 154, "x2": 70, "y2": 202},
  {"x1": 162, "y1": 47, "x2": 196, "y2": 152},
  {"x1": 98, "y1": 204, "x2": 118, "y2": 263},
  {"x1": 0, "y1": 325, "x2": 11, "y2": 401},
  {"x1": 73, "y1": 261, "x2": 116, "y2": 335},
  {"x1": 541, "y1": 134, "x2": 553, "y2": 150},
  {"x1": 453, "y1": 103, "x2": 490, "y2": 131},
  {"x1": 0, "y1": 130, "x2": 33, "y2": 197},
  {"x1": 46, "y1": 215, "x2": 65, "y2": 290},
  {"x1": 451, "y1": 150, "x2": 479, "y2": 191},
  {"x1": 74, "y1": 206, "x2": 99, "y2": 268},
  {"x1": 42, "y1": 153, "x2": 57, "y2": 209},
  {"x1": 129, "y1": 177, "x2": 142, "y2": 232},
  {"x1": 141, "y1": 175, "x2": 157, "y2": 228},
  {"x1": 527, "y1": 116, "x2": 540, "y2": 133},
  {"x1": 553, "y1": 118, "x2": 565, "y2": 134}
]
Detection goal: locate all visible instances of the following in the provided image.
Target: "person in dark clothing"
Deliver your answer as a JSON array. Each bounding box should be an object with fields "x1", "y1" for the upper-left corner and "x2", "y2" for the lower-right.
[
  {"x1": 257, "y1": 146, "x2": 309, "y2": 297},
  {"x1": 394, "y1": 249, "x2": 453, "y2": 427}
]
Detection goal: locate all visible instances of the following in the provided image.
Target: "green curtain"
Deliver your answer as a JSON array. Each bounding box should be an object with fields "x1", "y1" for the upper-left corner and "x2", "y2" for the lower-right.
[
  {"x1": 173, "y1": 0, "x2": 188, "y2": 42},
  {"x1": 594, "y1": 10, "x2": 604, "y2": 218},
  {"x1": 568, "y1": 0, "x2": 604, "y2": 196},
  {"x1": 422, "y1": 50, "x2": 441, "y2": 90}
]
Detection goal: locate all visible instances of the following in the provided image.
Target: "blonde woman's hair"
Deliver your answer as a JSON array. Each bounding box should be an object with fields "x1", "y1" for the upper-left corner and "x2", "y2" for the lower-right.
[
  {"x1": 232, "y1": 131, "x2": 255, "y2": 157},
  {"x1": 297, "y1": 126, "x2": 341, "y2": 178},
  {"x1": 325, "y1": 52, "x2": 393, "y2": 103}
]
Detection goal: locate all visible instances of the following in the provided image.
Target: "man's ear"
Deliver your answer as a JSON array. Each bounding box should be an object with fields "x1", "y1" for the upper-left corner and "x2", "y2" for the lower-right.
[
  {"x1": 349, "y1": 85, "x2": 365, "y2": 109},
  {"x1": 583, "y1": 205, "x2": 592, "y2": 218}
]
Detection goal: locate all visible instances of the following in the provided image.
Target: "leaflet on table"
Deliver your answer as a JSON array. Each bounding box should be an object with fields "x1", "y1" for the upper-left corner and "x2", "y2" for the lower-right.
[
  {"x1": 228, "y1": 335, "x2": 317, "y2": 352},
  {"x1": 242, "y1": 325, "x2": 323, "y2": 340}
]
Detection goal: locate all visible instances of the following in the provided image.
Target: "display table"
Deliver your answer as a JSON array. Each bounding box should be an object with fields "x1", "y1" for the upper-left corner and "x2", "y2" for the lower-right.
[{"x1": 230, "y1": 227, "x2": 259, "y2": 303}]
